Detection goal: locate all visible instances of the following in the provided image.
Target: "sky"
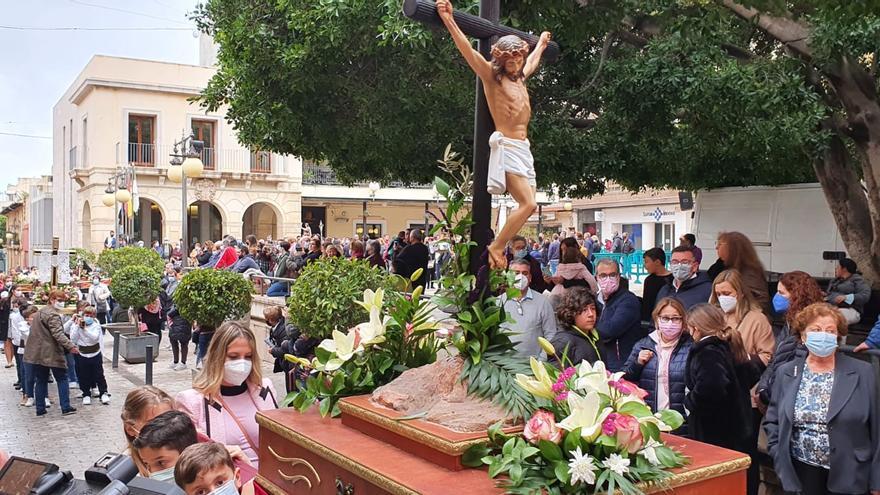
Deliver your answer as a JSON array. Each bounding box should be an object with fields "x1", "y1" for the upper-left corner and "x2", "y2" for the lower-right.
[{"x1": 0, "y1": 0, "x2": 201, "y2": 192}]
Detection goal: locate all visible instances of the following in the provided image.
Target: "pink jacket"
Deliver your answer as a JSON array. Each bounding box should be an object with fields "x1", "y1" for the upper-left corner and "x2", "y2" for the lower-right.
[
  {"x1": 550, "y1": 262, "x2": 599, "y2": 297},
  {"x1": 176, "y1": 378, "x2": 278, "y2": 452}
]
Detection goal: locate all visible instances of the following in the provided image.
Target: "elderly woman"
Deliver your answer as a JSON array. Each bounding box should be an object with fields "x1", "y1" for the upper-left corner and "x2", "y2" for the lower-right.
[
  {"x1": 622, "y1": 297, "x2": 692, "y2": 432},
  {"x1": 549, "y1": 286, "x2": 602, "y2": 366},
  {"x1": 764, "y1": 303, "x2": 880, "y2": 495}
]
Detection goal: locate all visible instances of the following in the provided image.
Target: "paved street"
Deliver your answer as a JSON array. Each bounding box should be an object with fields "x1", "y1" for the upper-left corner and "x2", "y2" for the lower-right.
[{"x1": 0, "y1": 331, "x2": 285, "y2": 477}]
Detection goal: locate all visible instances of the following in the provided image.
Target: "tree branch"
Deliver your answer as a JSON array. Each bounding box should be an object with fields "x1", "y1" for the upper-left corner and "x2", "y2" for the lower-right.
[
  {"x1": 616, "y1": 30, "x2": 648, "y2": 49},
  {"x1": 720, "y1": 43, "x2": 755, "y2": 61},
  {"x1": 569, "y1": 32, "x2": 615, "y2": 98},
  {"x1": 720, "y1": 0, "x2": 813, "y2": 61},
  {"x1": 570, "y1": 118, "x2": 597, "y2": 130}
]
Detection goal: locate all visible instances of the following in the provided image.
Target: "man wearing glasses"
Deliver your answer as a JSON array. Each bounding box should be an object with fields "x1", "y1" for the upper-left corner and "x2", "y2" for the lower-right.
[
  {"x1": 594, "y1": 258, "x2": 642, "y2": 372},
  {"x1": 656, "y1": 245, "x2": 713, "y2": 311},
  {"x1": 500, "y1": 260, "x2": 558, "y2": 359}
]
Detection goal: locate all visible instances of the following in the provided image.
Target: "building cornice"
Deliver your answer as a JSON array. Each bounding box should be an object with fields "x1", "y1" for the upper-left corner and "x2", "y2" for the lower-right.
[{"x1": 70, "y1": 78, "x2": 203, "y2": 105}]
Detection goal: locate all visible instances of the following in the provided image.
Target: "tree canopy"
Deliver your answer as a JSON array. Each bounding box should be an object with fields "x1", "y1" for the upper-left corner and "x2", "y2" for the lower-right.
[{"x1": 195, "y1": 0, "x2": 880, "y2": 279}]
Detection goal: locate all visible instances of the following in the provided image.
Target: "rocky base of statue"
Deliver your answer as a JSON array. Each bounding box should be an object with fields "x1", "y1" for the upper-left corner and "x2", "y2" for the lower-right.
[{"x1": 370, "y1": 356, "x2": 516, "y2": 433}]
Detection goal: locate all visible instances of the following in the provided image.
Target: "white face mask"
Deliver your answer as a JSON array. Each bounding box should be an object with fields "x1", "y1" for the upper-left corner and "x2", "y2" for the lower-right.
[
  {"x1": 717, "y1": 295, "x2": 738, "y2": 314},
  {"x1": 223, "y1": 358, "x2": 253, "y2": 385},
  {"x1": 53, "y1": 302, "x2": 65, "y2": 310},
  {"x1": 514, "y1": 274, "x2": 529, "y2": 291},
  {"x1": 149, "y1": 466, "x2": 175, "y2": 482}
]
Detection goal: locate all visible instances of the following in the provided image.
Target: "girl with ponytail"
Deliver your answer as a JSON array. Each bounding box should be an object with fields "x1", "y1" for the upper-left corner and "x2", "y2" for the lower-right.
[{"x1": 684, "y1": 303, "x2": 753, "y2": 454}]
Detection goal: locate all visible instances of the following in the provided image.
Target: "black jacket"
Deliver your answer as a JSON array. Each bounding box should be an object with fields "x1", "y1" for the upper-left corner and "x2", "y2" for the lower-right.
[
  {"x1": 764, "y1": 354, "x2": 880, "y2": 494},
  {"x1": 623, "y1": 332, "x2": 692, "y2": 435},
  {"x1": 655, "y1": 272, "x2": 713, "y2": 312},
  {"x1": 596, "y1": 282, "x2": 644, "y2": 372},
  {"x1": 393, "y1": 242, "x2": 430, "y2": 289},
  {"x1": 684, "y1": 336, "x2": 752, "y2": 453},
  {"x1": 757, "y1": 332, "x2": 805, "y2": 406},
  {"x1": 268, "y1": 317, "x2": 301, "y2": 373},
  {"x1": 166, "y1": 305, "x2": 191, "y2": 340},
  {"x1": 550, "y1": 327, "x2": 601, "y2": 368}
]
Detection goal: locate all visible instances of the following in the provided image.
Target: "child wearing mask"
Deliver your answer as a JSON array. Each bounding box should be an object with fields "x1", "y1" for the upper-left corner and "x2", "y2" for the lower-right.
[
  {"x1": 70, "y1": 306, "x2": 110, "y2": 405},
  {"x1": 174, "y1": 442, "x2": 261, "y2": 495},
  {"x1": 132, "y1": 410, "x2": 199, "y2": 483},
  {"x1": 15, "y1": 305, "x2": 38, "y2": 406}
]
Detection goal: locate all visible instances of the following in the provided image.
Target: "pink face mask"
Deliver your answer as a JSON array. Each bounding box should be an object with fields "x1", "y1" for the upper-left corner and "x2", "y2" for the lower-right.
[
  {"x1": 598, "y1": 276, "x2": 619, "y2": 296},
  {"x1": 658, "y1": 320, "x2": 683, "y2": 340}
]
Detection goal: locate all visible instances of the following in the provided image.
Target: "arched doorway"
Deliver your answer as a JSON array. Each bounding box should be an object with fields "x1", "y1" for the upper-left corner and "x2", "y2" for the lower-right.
[
  {"x1": 81, "y1": 201, "x2": 92, "y2": 249},
  {"x1": 133, "y1": 198, "x2": 163, "y2": 246},
  {"x1": 242, "y1": 203, "x2": 278, "y2": 239},
  {"x1": 188, "y1": 201, "x2": 223, "y2": 244}
]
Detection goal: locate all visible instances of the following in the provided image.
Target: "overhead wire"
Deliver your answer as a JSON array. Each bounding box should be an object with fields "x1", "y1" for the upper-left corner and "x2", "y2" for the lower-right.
[
  {"x1": 0, "y1": 25, "x2": 192, "y2": 31},
  {"x1": 0, "y1": 132, "x2": 52, "y2": 140},
  {"x1": 67, "y1": 0, "x2": 191, "y2": 25}
]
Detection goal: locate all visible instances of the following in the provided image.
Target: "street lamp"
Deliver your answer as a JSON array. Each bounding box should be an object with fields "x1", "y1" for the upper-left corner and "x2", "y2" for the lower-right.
[
  {"x1": 168, "y1": 133, "x2": 205, "y2": 268},
  {"x1": 362, "y1": 182, "x2": 381, "y2": 241},
  {"x1": 102, "y1": 181, "x2": 116, "y2": 207},
  {"x1": 102, "y1": 166, "x2": 135, "y2": 244}
]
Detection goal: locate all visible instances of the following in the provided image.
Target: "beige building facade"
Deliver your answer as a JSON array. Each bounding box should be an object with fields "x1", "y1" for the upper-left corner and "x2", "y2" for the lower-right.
[
  {"x1": 2, "y1": 176, "x2": 53, "y2": 269},
  {"x1": 52, "y1": 54, "x2": 439, "y2": 252}
]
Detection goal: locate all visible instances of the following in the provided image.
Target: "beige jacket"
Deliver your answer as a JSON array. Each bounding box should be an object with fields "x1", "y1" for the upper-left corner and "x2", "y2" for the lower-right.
[
  {"x1": 726, "y1": 309, "x2": 774, "y2": 365},
  {"x1": 23, "y1": 305, "x2": 75, "y2": 369}
]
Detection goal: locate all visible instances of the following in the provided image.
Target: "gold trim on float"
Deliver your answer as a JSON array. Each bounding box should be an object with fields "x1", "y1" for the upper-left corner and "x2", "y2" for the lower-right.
[
  {"x1": 258, "y1": 414, "x2": 419, "y2": 495},
  {"x1": 278, "y1": 471, "x2": 312, "y2": 489},
  {"x1": 641, "y1": 456, "x2": 752, "y2": 493},
  {"x1": 267, "y1": 445, "x2": 322, "y2": 485},
  {"x1": 255, "y1": 475, "x2": 287, "y2": 495},
  {"x1": 337, "y1": 399, "x2": 518, "y2": 456}
]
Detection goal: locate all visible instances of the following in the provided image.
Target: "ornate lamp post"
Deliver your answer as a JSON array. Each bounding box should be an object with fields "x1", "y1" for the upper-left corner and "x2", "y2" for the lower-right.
[
  {"x1": 362, "y1": 182, "x2": 380, "y2": 241},
  {"x1": 167, "y1": 133, "x2": 204, "y2": 268}
]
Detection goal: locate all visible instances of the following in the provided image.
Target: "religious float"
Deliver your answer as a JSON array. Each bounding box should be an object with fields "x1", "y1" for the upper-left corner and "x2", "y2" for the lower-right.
[{"x1": 255, "y1": 155, "x2": 749, "y2": 494}]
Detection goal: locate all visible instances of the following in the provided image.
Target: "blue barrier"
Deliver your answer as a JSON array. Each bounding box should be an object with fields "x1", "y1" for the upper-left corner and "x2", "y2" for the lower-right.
[{"x1": 591, "y1": 250, "x2": 671, "y2": 283}]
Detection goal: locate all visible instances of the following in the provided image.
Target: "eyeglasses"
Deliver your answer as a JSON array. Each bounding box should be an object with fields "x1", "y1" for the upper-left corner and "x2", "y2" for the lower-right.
[
  {"x1": 658, "y1": 316, "x2": 683, "y2": 324},
  {"x1": 596, "y1": 273, "x2": 619, "y2": 280},
  {"x1": 669, "y1": 260, "x2": 693, "y2": 266}
]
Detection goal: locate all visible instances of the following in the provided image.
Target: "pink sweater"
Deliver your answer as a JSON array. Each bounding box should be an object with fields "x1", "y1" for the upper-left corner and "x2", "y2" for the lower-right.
[
  {"x1": 550, "y1": 262, "x2": 599, "y2": 297},
  {"x1": 176, "y1": 378, "x2": 278, "y2": 467}
]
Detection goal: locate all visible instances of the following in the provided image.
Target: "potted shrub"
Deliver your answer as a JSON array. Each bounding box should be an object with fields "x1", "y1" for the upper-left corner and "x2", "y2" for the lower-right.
[
  {"x1": 172, "y1": 269, "x2": 253, "y2": 336},
  {"x1": 111, "y1": 265, "x2": 162, "y2": 363},
  {"x1": 97, "y1": 246, "x2": 164, "y2": 278},
  {"x1": 287, "y1": 257, "x2": 395, "y2": 340}
]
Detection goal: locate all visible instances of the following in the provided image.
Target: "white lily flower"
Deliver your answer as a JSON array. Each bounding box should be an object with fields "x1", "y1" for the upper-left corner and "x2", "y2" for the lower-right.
[
  {"x1": 639, "y1": 438, "x2": 662, "y2": 466},
  {"x1": 557, "y1": 391, "x2": 612, "y2": 442},
  {"x1": 574, "y1": 361, "x2": 622, "y2": 395},
  {"x1": 317, "y1": 329, "x2": 363, "y2": 371},
  {"x1": 567, "y1": 447, "x2": 597, "y2": 486},
  {"x1": 355, "y1": 287, "x2": 385, "y2": 313},
  {"x1": 514, "y1": 357, "x2": 556, "y2": 400},
  {"x1": 355, "y1": 306, "x2": 390, "y2": 346}
]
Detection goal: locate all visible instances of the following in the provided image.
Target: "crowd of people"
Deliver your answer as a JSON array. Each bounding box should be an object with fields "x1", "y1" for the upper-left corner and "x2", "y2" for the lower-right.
[
  {"x1": 499, "y1": 231, "x2": 880, "y2": 495},
  {"x1": 1, "y1": 225, "x2": 879, "y2": 495}
]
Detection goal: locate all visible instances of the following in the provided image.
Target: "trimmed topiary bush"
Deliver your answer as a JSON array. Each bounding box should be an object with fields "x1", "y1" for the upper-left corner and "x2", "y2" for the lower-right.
[
  {"x1": 172, "y1": 269, "x2": 253, "y2": 331},
  {"x1": 97, "y1": 246, "x2": 164, "y2": 277},
  {"x1": 110, "y1": 265, "x2": 162, "y2": 315},
  {"x1": 287, "y1": 257, "x2": 395, "y2": 340}
]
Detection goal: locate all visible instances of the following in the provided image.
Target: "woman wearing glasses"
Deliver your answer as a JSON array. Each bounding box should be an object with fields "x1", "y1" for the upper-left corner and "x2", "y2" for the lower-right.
[
  {"x1": 622, "y1": 297, "x2": 692, "y2": 434},
  {"x1": 764, "y1": 303, "x2": 879, "y2": 495}
]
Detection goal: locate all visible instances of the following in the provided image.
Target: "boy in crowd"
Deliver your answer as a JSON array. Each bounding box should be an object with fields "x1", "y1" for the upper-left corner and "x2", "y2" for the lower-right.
[
  {"x1": 175, "y1": 442, "x2": 257, "y2": 495},
  {"x1": 132, "y1": 410, "x2": 199, "y2": 482}
]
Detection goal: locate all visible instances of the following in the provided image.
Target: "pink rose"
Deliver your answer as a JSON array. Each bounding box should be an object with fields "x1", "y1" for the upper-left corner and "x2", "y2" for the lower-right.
[
  {"x1": 606, "y1": 413, "x2": 643, "y2": 454},
  {"x1": 523, "y1": 409, "x2": 562, "y2": 445},
  {"x1": 610, "y1": 378, "x2": 649, "y2": 400}
]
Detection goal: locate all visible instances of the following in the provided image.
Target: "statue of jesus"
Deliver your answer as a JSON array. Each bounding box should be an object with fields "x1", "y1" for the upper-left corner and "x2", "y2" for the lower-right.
[{"x1": 436, "y1": 0, "x2": 551, "y2": 269}]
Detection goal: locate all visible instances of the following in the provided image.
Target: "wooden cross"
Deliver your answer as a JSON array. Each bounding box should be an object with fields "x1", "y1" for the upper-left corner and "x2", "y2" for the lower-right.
[{"x1": 403, "y1": 0, "x2": 560, "y2": 273}]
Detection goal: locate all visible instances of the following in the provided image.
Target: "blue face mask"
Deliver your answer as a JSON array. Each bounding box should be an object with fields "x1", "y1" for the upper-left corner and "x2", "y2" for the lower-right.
[
  {"x1": 513, "y1": 249, "x2": 528, "y2": 260},
  {"x1": 84, "y1": 317, "x2": 95, "y2": 325},
  {"x1": 804, "y1": 331, "x2": 838, "y2": 358},
  {"x1": 209, "y1": 479, "x2": 239, "y2": 495},
  {"x1": 772, "y1": 293, "x2": 789, "y2": 314}
]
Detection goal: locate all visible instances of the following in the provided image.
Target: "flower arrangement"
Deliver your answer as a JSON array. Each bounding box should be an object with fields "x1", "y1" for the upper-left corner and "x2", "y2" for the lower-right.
[
  {"x1": 33, "y1": 284, "x2": 80, "y2": 306},
  {"x1": 463, "y1": 339, "x2": 687, "y2": 495},
  {"x1": 283, "y1": 270, "x2": 442, "y2": 417}
]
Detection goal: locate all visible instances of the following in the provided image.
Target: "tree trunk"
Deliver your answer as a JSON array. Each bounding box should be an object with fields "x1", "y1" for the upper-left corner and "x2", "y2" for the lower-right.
[{"x1": 824, "y1": 57, "x2": 880, "y2": 285}]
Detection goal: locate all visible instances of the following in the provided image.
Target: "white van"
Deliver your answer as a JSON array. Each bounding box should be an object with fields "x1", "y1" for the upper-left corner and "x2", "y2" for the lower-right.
[{"x1": 693, "y1": 183, "x2": 846, "y2": 279}]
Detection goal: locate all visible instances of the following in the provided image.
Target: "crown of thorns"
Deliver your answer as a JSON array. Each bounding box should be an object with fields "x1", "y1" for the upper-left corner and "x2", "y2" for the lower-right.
[{"x1": 490, "y1": 35, "x2": 530, "y2": 60}]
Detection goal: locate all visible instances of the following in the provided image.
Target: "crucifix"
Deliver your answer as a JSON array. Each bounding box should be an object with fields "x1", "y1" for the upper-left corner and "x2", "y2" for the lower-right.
[{"x1": 403, "y1": 0, "x2": 559, "y2": 273}]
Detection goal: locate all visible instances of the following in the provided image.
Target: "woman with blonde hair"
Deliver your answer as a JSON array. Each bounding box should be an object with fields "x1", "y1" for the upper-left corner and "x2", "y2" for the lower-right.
[
  {"x1": 176, "y1": 321, "x2": 277, "y2": 467},
  {"x1": 684, "y1": 303, "x2": 752, "y2": 454},
  {"x1": 710, "y1": 269, "x2": 774, "y2": 369}
]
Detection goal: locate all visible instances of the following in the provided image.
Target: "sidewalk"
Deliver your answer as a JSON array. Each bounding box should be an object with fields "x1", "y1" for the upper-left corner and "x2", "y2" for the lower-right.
[{"x1": 0, "y1": 331, "x2": 285, "y2": 477}]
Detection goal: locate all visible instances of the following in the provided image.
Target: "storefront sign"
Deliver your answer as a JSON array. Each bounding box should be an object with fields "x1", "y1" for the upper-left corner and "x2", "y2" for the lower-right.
[{"x1": 643, "y1": 207, "x2": 675, "y2": 222}]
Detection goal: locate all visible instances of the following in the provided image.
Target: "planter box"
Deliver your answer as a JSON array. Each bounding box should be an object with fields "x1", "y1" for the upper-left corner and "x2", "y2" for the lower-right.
[
  {"x1": 119, "y1": 332, "x2": 160, "y2": 364},
  {"x1": 102, "y1": 322, "x2": 137, "y2": 337}
]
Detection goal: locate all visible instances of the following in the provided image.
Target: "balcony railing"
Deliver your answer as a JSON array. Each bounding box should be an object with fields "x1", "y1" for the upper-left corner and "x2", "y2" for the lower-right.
[
  {"x1": 117, "y1": 142, "x2": 287, "y2": 175},
  {"x1": 302, "y1": 162, "x2": 431, "y2": 189},
  {"x1": 128, "y1": 142, "x2": 155, "y2": 166}
]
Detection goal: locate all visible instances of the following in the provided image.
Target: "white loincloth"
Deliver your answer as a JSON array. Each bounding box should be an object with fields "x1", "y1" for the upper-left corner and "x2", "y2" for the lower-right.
[{"x1": 487, "y1": 131, "x2": 536, "y2": 195}]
